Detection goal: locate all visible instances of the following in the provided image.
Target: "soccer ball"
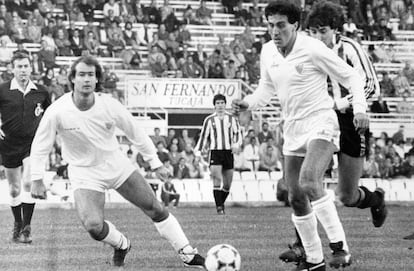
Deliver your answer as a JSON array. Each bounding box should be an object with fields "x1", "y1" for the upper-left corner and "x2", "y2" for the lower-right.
[{"x1": 205, "y1": 244, "x2": 241, "y2": 271}]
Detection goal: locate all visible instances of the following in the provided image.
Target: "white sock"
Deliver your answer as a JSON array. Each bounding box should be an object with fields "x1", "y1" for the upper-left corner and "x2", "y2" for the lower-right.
[
  {"x1": 154, "y1": 213, "x2": 191, "y2": 252},
  {"x1": 21, "y1": 192, "x2": 35, "y2": 204},
  {"x1": 101, "y1": 220, "x2": 129, "y2": 249},
  {"x1": 312, "y1": 194, "x2": 349, "y2": 252},
  {"x1": 292, "y1": 212, "x2": 324, "y2": 264},
  {"x1": 10, "y1": 195, "x2": 21, "y2": 207}
]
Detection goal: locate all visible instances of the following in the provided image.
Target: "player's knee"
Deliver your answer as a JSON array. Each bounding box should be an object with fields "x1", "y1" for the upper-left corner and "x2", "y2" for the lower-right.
[
  {"x1": 288, "y1": 191, "x2": 307, "y2": 210},
  {"x1": 83, "y1": 218, "x2": 103, "y2": 237},
  {"x1": 151, "y1": 206, "x2": 169, "y2": 222},
  {"x1": 337, "y1": 191, "x2": 358, "y2": 207},
  {"x1": 9, "y1": 185, "x2": 20, "y2": 198}
]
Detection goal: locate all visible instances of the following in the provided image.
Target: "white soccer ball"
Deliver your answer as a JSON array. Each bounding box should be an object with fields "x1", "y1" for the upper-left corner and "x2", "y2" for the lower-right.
[{"x1": 205, "y1": 244, "x2": 241, "y2": 271}]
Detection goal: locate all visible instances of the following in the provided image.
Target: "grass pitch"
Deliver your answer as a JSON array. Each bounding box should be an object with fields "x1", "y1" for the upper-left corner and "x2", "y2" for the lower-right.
[{"x1": 0, "y1": 205, "x2": 413, "y2": 271}]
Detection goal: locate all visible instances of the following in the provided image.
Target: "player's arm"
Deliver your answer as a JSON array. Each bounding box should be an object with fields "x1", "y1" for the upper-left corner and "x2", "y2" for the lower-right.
[
  {"x1": 31, "y1": 107, "x2": 58, "y2": 199},
  {"x1": 233, "y1": 45, "x2": 276, "y2": 113},
  {"x1": 335, "y1": 41, "x2": 380, "y2": 110},
  {"x1": 194, "y1": 116, "x2": 211, "y2": 155}
]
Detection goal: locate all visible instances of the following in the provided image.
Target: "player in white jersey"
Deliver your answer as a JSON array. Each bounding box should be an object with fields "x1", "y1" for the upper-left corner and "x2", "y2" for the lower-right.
[
  {"x1": 280, "y1": 1, "x2": 388, "y2": 266},
  {"x1": 194, "y1": 94, "x2": 242, "y2": 214},
  {"x1": 30, "y1": 56, "x2": 205, "y2": 269},
  {"x1": 232, "y1": 1, "x2": 369, "y2": 270}
]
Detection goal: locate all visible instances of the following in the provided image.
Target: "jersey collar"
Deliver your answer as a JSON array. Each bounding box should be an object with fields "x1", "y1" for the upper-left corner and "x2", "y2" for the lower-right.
[{"x1": 10, "y1": 78, "x2": 38, "y2": 95}]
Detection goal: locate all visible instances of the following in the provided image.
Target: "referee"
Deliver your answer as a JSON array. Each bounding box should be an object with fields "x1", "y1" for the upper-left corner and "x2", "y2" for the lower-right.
[
  {"x1": 0, "y1": 52, "x2": 51, "y2": 243},
  {"x1": 195, "y1": 94, "x2": 242, "y2": 214}
]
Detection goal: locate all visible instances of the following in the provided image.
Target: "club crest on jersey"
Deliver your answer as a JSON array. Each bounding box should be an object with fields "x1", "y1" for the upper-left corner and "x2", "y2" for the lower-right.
[
  {"x1": 295, "y1": 64, "x2": 304, "y2": 74},
  {"x1": 34, "y1": 103, "x2": 44, "y2": 117},
  {"x1": 105, "y1": 122, "x2": 114, "y2": 130}
]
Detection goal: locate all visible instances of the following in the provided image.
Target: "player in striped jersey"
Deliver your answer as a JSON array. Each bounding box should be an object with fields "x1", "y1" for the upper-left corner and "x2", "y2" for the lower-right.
[
  {"x1": 194, "y1": 94, "x2": 242, "y2": 214},
  {"x1": 279, "y1": 1, "x2": 388, "y2": 267}
]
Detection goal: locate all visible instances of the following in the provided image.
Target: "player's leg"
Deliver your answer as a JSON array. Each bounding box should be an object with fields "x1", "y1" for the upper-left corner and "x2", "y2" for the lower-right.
[
  {"x1": 20, "y1": 156, "x2": 35, "y2": 243},
  {"x1": 304, "y1": 139, "x2": 351, "y2": 268},
  {"x1": 5, "y1": 163, "x2": 23, "y2": 243},
  {"x1": 116, "y1": 170, "x2": 205, "y2": 268},
  {"x1": 74, "y1": 188, "x2": 131, "y2": 267},
  {"x1": 337, "y1": 153, "x2": 387, "y2": 227},
  {"x1": 284, "y1": 154, "x2": 325, "y2": 270},
  {"x1": 210, "y1": 164, "x2": 225, "y2": 214},
  {"x1": 220, "y1": 150, "x2": 234, "y2": 212}
]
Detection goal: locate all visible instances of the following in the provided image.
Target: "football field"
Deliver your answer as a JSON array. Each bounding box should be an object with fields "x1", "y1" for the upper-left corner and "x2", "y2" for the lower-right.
[{"x1": 0, "y1": 205, "x2": 413, "y2": 271}]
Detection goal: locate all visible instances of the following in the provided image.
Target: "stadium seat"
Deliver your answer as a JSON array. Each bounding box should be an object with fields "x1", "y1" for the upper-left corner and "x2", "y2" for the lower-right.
[
  {"x1": 258, "y1": 180, "x2": 277, "y2": 201},
  {"x1": 360, "y1": 179, "x2": 377, "y2": 191},
  {"x1": 241, "y1": 171, "x2": 256, "y2": 181},
  {"x1": 256, "y1": 171, "x2": 270, "y2": 181},
  {"x1": 182, "y1": 180, "x2": 202, "y2": 202},
  {"x1": 233, "y1": 171, "x2": 241, "y2": 181},
  {"x1": 270, "y1": 171, "x2": 283, "y2": 181},
  {"x1": 244, "y1": 181, "x2": 260, "y2": 201},
  {"x1": 198, "y1": 180, "x2": 214, "y2": 202},
  {"x1": 229, "y1": 181, "x2": 247, "y2": 202}
]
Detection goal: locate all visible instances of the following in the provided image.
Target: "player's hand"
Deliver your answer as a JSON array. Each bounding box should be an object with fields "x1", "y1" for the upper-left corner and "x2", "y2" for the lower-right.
[
  {"x1": 353, "y1": 112, "x2": 369, "y2": 135},
  {"x1": 231, "y1": 99, "x2": 249, "y2": 116},
  {"x1": 0, "y1": 128, "x2": 5, "y2": 140},
  {"x1": 155, "y1": 166, "x2": 170, "y2": 182},
  {"x1": 31, "y1": 179, "x2": 47, "y2": 200}
]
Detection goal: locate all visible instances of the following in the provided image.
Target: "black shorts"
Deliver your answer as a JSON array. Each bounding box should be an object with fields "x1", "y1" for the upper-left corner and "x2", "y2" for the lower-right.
[
  {"x1": 209, "y1": 150, "x2": 234, "y2": 170},
  {"x1": 0, "y1": 136, "x2": 32, "y2": 168},
  {"x1": 336, "y1": 110, "x2": 369, "y2": 158},
  {"x1": 1, "y1": 151, "x2": 30, "y2": 168}
]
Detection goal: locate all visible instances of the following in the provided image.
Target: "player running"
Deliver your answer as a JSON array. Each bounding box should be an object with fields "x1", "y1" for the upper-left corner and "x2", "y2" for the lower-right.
[{"x1": 279, "y1": 1, "x2": 388, "y2": 268}]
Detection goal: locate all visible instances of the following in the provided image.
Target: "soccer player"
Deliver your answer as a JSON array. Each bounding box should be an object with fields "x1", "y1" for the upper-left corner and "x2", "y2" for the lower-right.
[
  {"x1": 30, "y1": 56, "x2": 205, "y2": 268},
  {"x1": 231, "y1": 1, "x2": 368, "y2": 270},
  {"x1": 279, "y1": 1, "x2": 388, "y2": 265},
  {"x1": 194, "y1": 94, "x2": 242, "y2": 214},
  {"x1": 0, "y1": 52, "x2": 51, "y2": 243}
]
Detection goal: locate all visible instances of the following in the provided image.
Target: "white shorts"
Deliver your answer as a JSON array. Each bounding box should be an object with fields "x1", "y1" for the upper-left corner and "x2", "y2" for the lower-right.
[
  {"x1": 283, "y1": 110, "x2": 340, "y2": 157},
  {"x1": 68, "y1": 150, "x2": 136, "y2": 193}
]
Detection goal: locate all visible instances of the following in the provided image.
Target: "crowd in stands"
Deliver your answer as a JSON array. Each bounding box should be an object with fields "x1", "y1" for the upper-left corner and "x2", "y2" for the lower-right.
[{"x1": 0, "y1": 0, "x2": 412, "y2": 181}]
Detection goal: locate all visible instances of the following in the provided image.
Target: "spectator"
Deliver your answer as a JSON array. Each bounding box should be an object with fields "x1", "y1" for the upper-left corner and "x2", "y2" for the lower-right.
[
  {"x1": 234, "y1": 0, "x2": 250, "y2": 26},
  {"x1": 83, "y1": 21, "x2": 99, "y2": 42},
  {"x1": 393, "y1": 70, "x2": 411, "y2": 96},
  {"x1": 83, "y1": 31, "x2": 101, "y2": 56},
  {"x1": 0, "y1": 18, "x2": 7, "y2": 37},
  {"x1": 150, "y1": 53, "x2": 168, "y2": 77},
  {"x1": 55, "y1": 67, "x2": 70, "y2": 93},
  {"x1": 214, "y1": 35, "x2": 232, "y2": 60},
  {"x1": 401, "y1": 5, "x2": 414, "y2": 30},
  {"x1": 0, "y1": 63, "x2": 14, "y2": 82},
  {"x1": 373, "y1": 17, "x2": 395, "y2": 40},
  {"x1": 376, "y1": 132, "x2": 389, "y2": 148},
  {"x1": 229, "y1": 34, "x2": 247, "y2": 53},
  {"x1": 42, "y1": 68, "x2": 54, "y2": 87},
  {"x1": 8, "y1": 11, "x2": 25, "y2": 42},
  {"x1": 48, "y1": 77, "x2": 65, "y2": 102},
  {"x1": 249, "y1": 0, "x2": 263, "y2": 27},
  {"x1": 97, "y1": 21, "x2": 110, "y2": 45},
  {"x1": 162, "y1": 159, "x2": 174, "y2": 178},
  {"x1": 173, "y1": 157, "x2": 190, "y2": 179},
  {"x1": 165, "y1": 48, "x2": 178, "y2": 71},
  {"x1": 233, "y1": 146, "x2": 250, "y2": 172},
  {"x1": 400, "y1": 152, "x2": 414, "y2": 178},
  {"x1": 102, "y1": 66, "x2": 119, "y2": 93},
  {"x1": 107, "y1": 20, "x2": 123, "y2": 43},
  {"x1": 156, "y1": 141, "x2": 170, "y2": 163},
  {"x1": 165, "y1": 32, "x2": 180, "y2": 55},
  {"x1": 196, "y1": 0, "x2": 213, "y2": 25},
  {"x1": 69, "y1": 28, "x2": 84, "y2": 57},
  {"x1": 188, "y1": 156, "x2": 206, "y2": 179},
  {"x1": 182, "y1": 5, "x2": 200, "y2": 25},
  {"x1": 119, "y1": 0, "x2": 135, "y2": 23},
  {"x1": 122, "y1": 21, "x2": 139, "y2": 48},
  {"x1": 161, "y1": 178, "x2": 180, "y2": 207},
  {"x1": 162, "y1": 9, "x2": 180, "y2": 33},
  {"x1": 55, "y1": 29, "x2": 72, "y2": 56},
  {"x1": 235, "y1": 65, "x2": 249, "y2": 82},
  {"x1": 166, "y1": 129, "x2": 177, "y2": 148},
  {"x1": 396, "y1": 92, "x2": 414, "y2": 113},
  {"x1": 0, "y1": 39, "x2": 13, "y2": 65},
  {"x1": 259, "y1": 145, "x2": 280, "y2": 172},
  {"x1": 380, "y1": 72, "x2": 396, "y2": 97},
  {"x1": 107, "y1": 32, "x2": 126, "y2": 57},
  {"x1": 243, "y1": 137, "x2": 260, "y2": 171},
  {"x1": 181, "y1": 55, "x2": 204, "y2": 78},
  {"x1": 53, "y1": 16, "x2": 68, "y2": 39},
  {"x1": 144, "y1": 0, "x2": 161, "y2": 25},
  {"x1": 121, "y1": 48, "x2": 141, "y2": 70},
  {"x1": 23, "y1": 17, "x2": 42, "y2": 43},
  {"x1": 402, "y1": 61, "x2": 414, "y2": 84},
  {"x1": 167, "y1": 143, "x2": 181, "y2": 167},
  {"x1": 394, "y1": 140, "x2": 406, "y2": 159},
  {"x1": 224, "y1": 59, "x2": 237, "y2": 79},
  {"x1": 209, "y1": 49, "x2": 225, "y2": 69},
  {"x1": 342, "y1": 16, "x2": 358, "y2": 37},
  {"x1": 68, "y1": 5, "x2": 85, "y2": 22},
  {"x1": 78, "y1": 0, "x2": 93, "y2": 22},
  {"x1": 208, "y1": 63, "x2": 225, "y2": 79},
  {"x1": 363, "y1": 154, "x2": 380, "y2": 178},
  {"x1": 176, "y1": 23, "x2": 191, "y2": 45},
  {"x1": 148, "y1": 32, "x2": 167, "y2": 53},
  {"x1": 193, "y1": 44, "x2": 207, "y2": 67},
  {"x1": 374, "y1": 43, "x2": 390, "y2": 62},
  {"x1": 257, "y1": 122, "x2": 274, "y2": 144},
  {"x1": 392, "y1": 125, "x2": 406, "y2": 144},
  {"x1": 103, "y1": 0, "x2": 120, "y2": 17},
  {"x1": 132, "y1": 0, "x2": 145, "y2": 23},
  {"x1": 221, "y1": 0, "x2": 237, "y2": 14},
  {"x1": 180, "y1": 142, "x2": 195, "y2": 165},
  {"x1": 157, "y1": 24, "x2": 169, "y2": 41},
  {"x1": 201, "y1": 59, "x2": 211, "y2": 78},
  {"x1": 151, "y1": 127, "x2": 167, "y2": 147},
  {"x1": 30, "y1": 53, "x2": 44, "y2": 81},
  {"x1": 380, "y1": 157, "x2": 394, "y2": 179},
  {"x1": 370, "y1": 95, "x2": 390, "y2": 113},
  {"x1": 367, "y1": 44, "x2": 379, "y2": 63}
]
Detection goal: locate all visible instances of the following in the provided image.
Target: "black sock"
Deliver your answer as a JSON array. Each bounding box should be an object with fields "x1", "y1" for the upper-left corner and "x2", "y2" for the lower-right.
[
  {"x1": 357, "y1": 186, "x2": 382, "y2": 209},
  {"x1": 221, "y1": 190, "x2": 229, "y2": 205},
  {"x1": 213, "y1": 189, "x2": 221, "y2": 207},
  {"x1": 11, "y1": 204, "x2": 22, "y2": 224},
  {"x1": 22, "y1": 203, "x2": 35, "y2": 227}
]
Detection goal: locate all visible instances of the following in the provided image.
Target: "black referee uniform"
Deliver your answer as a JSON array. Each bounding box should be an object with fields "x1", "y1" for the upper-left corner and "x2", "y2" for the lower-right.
[{"x1": 0, "y1": 79, "x2": 51, "y2": 168}]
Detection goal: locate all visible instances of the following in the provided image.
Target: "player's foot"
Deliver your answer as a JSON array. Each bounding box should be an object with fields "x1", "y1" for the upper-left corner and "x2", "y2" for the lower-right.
[
  {"x1": 19, "y1": 225, "x2": 32, "y2": 244},
  {"x1": 328, "y1": 241, "x2": 352, "y2": 269},
  {"x1": 179, "y1": 247, "x2": 205, "y2": 269},
  {"x1": 294, "y1": 259, "x2": 325, "y2": 271},
  {"x1": 403, "y1": 233, "x2": 414, "y2": 240},
  {"x1": 112, "y1": 239, "x2": 131, "y2": 267},
  {"x1": 279, "y1": 241, "x2": 305, "y2": 263},
  {"x1": 371, "y1": 188, "x2": 387, "y2": 227},
  {"x1": 12, "y1": 222, "x2": 22, "y2": 243},
  {"x1": 216, "y1": 206, "x2": 225, "y2": 215}
]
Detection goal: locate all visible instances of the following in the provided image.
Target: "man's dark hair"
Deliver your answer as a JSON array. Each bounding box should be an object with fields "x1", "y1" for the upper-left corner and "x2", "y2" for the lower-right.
[
  {"x1": 306, "y1": 1, "x2": 344, "y2": 31},
  {"x1": 68, "y1": 55, "x2": 103, "y2": 91},
  {"x1": 213, "y1": 94, "x2": 226, "y2": 105},
  {"x1": 265, "y1": 0, "x2": 301, "y2": 28},
  {"x1": 11, "y1": 51, "x2": 30, "y2": 66}
]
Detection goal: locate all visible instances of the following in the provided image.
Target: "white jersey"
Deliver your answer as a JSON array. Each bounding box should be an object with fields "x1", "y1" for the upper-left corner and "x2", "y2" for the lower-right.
[
  {"x1": 30, "y1": 92, "x2": 162, "y2": 180},
  {"x1": 244, "y1": 33, "x2": 367, "y2": 123}
]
